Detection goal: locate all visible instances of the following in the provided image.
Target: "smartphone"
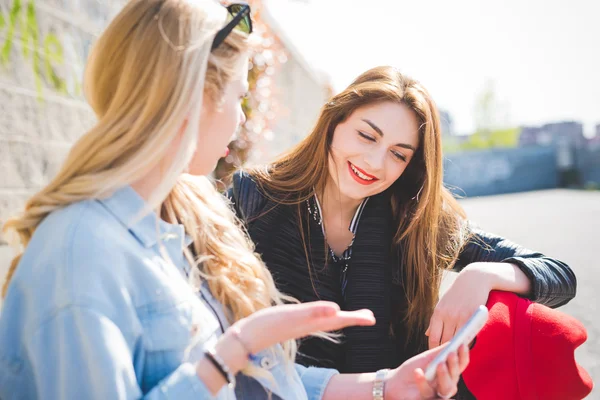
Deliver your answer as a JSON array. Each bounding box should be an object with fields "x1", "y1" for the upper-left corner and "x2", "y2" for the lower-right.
[{"x1": 424, "y1": 305, "x2": 489, "y2": 382}]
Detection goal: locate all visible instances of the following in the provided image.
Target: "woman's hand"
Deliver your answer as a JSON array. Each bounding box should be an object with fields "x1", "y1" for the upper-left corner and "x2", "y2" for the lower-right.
[
  {"x1": 427, "y1": 262, "x2": 531, "y2": 349},
  {"x1": 201, "y1": 301, "x2": 375, "y2": 394},
  {"x1": 385, "y1": 344, "x2": 470, "y2": 400},
  {"x1": 426, "y1": 265, "x2": 492, "y2": 349},
  {"x1": 226, "y1": 301, "x2": 375, "y2": 366}
]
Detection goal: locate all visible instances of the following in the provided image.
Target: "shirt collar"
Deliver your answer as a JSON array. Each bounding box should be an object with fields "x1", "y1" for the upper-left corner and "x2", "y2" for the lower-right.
[
  {"x1": 98, "y1": 185, "x2": 192, "y2": 250},
  {"x1": 312, "y1": 193, "x2": 369, "y2": 234}
]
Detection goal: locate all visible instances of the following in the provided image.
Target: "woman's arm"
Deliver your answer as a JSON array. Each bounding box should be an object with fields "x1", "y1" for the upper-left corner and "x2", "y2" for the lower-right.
[
  {"x1": 25, "y1": 305, "x2": 219, "y2": 400},
  {"x1": 427, "y1": 225, "x2": 576, "y2": 349},
  {"x1": 320, "y1": 345, "x2": 469, "y2": 400},
  {"x1": 453, "y1": 226, "x2": 576, "y2": 308}
]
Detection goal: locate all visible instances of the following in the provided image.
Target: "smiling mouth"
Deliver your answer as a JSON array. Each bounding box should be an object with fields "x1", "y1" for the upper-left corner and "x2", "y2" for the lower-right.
[{"x1": 348, "y1": 161, "x2": 379, "y2": 184}]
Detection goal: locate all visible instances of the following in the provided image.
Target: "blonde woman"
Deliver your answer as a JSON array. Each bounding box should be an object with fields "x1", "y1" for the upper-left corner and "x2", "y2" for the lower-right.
[{"x1": 0, "y1": 1, "x2": 468, "y2": 399}]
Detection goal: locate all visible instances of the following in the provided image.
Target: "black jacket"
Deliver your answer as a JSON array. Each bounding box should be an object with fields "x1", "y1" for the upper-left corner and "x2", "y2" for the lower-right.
[{"x1": 228, "y1": 171, "x2": 576, "y2": 377}]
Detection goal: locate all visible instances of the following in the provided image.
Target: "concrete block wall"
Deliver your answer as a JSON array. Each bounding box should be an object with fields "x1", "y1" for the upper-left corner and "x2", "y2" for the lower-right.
[
  {"x1": 0, "y1": 0, "x2": 125, "y2": 243},
  {"x1": 444, "y1": 146, "x2": 559, "y2": 197},
  {"x1": 580, "y1": 148, "x2": 600, "y2": 186}
]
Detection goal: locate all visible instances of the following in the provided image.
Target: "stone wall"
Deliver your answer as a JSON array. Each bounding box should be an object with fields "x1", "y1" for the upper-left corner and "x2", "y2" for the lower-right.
[{"x1": 0, "y1": 0, "x2": 125, "y2": 243}]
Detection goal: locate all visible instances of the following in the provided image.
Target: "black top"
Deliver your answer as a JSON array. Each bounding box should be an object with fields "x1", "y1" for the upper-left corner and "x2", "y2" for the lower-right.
[
  {"x1": 228, "y1": 171, "x2": 577, "y2": 382},
  {"x1": 306, "y1": 193, "x2": 369, "y2": 299}
]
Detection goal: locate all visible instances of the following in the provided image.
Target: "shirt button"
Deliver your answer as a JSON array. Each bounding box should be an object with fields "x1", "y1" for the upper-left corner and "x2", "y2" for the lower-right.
[
  {"x1": 260, "y1": 356, "x2": 273, "y2": 369},
  {"x1": 161, "y1": 232, "x2": 179, "y2": 241}
]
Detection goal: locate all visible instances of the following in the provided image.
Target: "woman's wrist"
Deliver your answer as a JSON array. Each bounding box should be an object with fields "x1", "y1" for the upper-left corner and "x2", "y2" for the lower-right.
[
  {"x1": 373, "y1": 368, "x2": 389, "y2": 400},
  {"x1": 195, "y1": 329, "x2": 251, "y2": 394},
  {"x1": 215, "y1": 328, "x2": 253, "y2": 373},
  {"x1": 462, "y1": 261, "x2": 530, "y2": 295},
  {"x1": 460, "y1": 262, "x2": 497, "y2": 291}
]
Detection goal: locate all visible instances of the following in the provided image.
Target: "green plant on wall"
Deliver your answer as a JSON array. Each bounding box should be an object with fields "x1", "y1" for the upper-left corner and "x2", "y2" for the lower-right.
[
  {"x1": 0, "y1": 0, "x2": 71, "y2": 97},
  {"x1": 1, "y1": 0, "x2": 284, "y2": 184}
]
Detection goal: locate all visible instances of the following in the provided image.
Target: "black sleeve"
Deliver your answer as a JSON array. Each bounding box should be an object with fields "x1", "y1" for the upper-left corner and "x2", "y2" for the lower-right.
[{"x1": 453, "y1": 225, "x2": 577, "y2": 308}]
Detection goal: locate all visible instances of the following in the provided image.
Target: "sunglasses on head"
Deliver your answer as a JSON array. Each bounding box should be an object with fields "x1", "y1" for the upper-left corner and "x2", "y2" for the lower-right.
[{"x1": 211, "y1": 3, "x2": 253, "y2": 51}]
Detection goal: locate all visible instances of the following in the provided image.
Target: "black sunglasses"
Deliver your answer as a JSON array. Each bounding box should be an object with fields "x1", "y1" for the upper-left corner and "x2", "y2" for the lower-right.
[{"x1": 211, "y1": 3, "x2": 253, "y2": 51}]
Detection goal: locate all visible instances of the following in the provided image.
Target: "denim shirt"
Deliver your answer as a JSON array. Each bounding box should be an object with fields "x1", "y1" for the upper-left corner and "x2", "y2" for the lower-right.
[{"x1": 0, "y1": 186, "x2": 338, "y2": 399}]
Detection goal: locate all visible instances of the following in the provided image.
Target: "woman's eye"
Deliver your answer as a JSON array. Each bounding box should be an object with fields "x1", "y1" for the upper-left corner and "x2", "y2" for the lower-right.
[
  {"x1": 358, "y1": 131, "x2": 375, "y2": 142},
  {"x1": 391, "y1": 151, "x2": 407, "y2": 162}
]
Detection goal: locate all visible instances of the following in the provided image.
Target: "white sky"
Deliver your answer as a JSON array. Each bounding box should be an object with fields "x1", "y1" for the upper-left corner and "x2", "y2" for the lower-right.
[{"x1": 263, "y1": 0, "x2": 600, "y2": 136}]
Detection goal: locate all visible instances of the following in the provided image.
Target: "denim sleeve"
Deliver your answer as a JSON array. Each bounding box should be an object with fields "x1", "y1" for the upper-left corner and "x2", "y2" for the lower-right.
[
  {"x1": 26, "y1": 304, "x2": 214, "y2": 400},
  {"x1": 294, "y1": 363, "x2": 339, "y2": 400}
]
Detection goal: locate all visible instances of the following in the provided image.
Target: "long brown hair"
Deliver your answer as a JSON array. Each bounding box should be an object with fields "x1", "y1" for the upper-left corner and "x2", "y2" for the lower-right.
[{"x1": 250, "y1": 66, "x2": 469, "y2": 345}]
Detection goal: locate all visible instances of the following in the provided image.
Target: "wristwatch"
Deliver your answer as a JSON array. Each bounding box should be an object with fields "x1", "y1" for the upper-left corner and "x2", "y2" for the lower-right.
[{"x1": 373, "y1": 368, "x2": 389, "y2": 400}]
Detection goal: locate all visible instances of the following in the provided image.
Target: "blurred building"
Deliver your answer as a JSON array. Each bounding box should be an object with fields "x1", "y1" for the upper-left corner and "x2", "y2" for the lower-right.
[
  {"x1": 439, "y1": 110, "x2": 454, "y2": 136},
  {"x1": 519, "y1": 121, "x2": 586, "y2": 148},
  {"x1": 519, "y1": 121, "x2": 586, "y2": 171},
  {"x1": 591, "y1": 123, "x2": 600, "y2": 148},
  {"x1": 518, "y1": 121, "x2": 600, "y2": 187},
  {"x1": 581, "y1": 123, "x2": 600, "y2": 185},
  {"x1": 249, "y1": 1, "x2": 334, "y2": 162}
]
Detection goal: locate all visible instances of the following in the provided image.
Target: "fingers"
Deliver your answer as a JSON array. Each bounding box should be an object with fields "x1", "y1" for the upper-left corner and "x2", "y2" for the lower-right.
[
  {"x1": 411, "y1": 343, "x2": 447, "y2": 367},
  {"x1": 439, "y1": 322, "x2": 455, "y2": 347},
  {"x1": 337, "y1": 309, "x2": 376, "y2": 325},
  {"x1": 457, "y1": 344, "x2": 470, "y2": 372},
  {"x1": 295, "y1": 302, "x2": 375, "y2": 333},
  {"x1": 446, "y1": 352, "x2": 460, "y2": 380},
  {"x1": 431, "y1": 309, "x2": 471, "y2": 348},
  {"x1": 305, "y1": 301, "x2": 340, "y2": 318},
  {"x1": 315, "y1": 309, "x2": 376, "y2": 332},
  {"x1": 414, "y1": 368, "x2": 436, "y2": 399},
  {"x1": 433, "y1": 362, "x2": 457, "y2": 399},
  {"x1": 428, "y1": 314, "x2": 443, "y2": 349},
  {"x1": 430, "y1": 345, "x2": 469, "y2": 399},
  {"x1": 245, "y1": 302, "x2": 377, "y2": 354}
]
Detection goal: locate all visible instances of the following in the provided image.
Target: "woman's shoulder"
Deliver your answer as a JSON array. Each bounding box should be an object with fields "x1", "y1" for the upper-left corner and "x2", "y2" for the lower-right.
[
  {"x1": 34, "y1": 198, "x2": 134, "y2": 259},
  {"x1": 229, "y1": 169, "x2": 270, "y2": 219},
  {"x1": 231, "y1": 169, "x2": 263, "y2": 196},
  {"x1": 17, "y1": 199, "x2": 143, "y2": 308}
]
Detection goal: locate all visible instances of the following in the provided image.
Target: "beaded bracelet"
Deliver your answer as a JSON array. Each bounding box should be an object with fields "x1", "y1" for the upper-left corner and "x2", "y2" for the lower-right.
[
  {"x1": 230, "y1": 325, "x2": 259, "y2": 362},
  {"x1": 204, "y1": 348, "x2": 236, "y2": 389}
]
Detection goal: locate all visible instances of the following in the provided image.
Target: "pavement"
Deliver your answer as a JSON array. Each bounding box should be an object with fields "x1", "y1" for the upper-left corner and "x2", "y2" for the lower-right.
[
  {"x1": 457, "y1": 189, "x2": 599, "y2": 399},
  {"x1": 0, "y1": 189, "x2": 598, "y2": 397}
]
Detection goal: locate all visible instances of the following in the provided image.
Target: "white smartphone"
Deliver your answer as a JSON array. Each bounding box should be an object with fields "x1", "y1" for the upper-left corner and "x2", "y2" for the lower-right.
[{"x1": 424, "y1": 305, "x2": 489, "y2": 382}]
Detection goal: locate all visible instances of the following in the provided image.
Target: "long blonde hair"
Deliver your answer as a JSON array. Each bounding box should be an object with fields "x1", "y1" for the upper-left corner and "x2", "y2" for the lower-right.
[
  {"x1": 3, "y1": 0, "x2": 299, "y2": 376},
  {"x1": 162, "y1": 174, "x2": 298, "y2": 371},
  {"x1": 251, "y1": 66, "x2": 470, "y2": 348},
  {"x1": 3, "y1": 0, "x2": 230, "y2": 295}
]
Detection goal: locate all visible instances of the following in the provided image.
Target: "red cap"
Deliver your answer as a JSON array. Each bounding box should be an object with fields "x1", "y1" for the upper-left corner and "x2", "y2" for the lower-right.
[{"x1": 462, "y1": 291, "x2": 593, "y2": 400}]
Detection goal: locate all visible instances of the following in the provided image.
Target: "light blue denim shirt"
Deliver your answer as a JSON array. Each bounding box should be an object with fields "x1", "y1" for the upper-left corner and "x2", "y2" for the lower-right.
[{"x1": 0, "y1": 186, "x2": 338, "y2": 399}]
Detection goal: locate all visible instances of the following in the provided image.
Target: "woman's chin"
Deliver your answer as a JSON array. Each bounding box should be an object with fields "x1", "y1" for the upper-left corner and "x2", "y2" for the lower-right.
[
  {"x1": 338, "y1": 182, "x2": 374, "y2": 200},
  {"x1": 186, "y1": 160, "x2": 215, "y2": 177}
]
